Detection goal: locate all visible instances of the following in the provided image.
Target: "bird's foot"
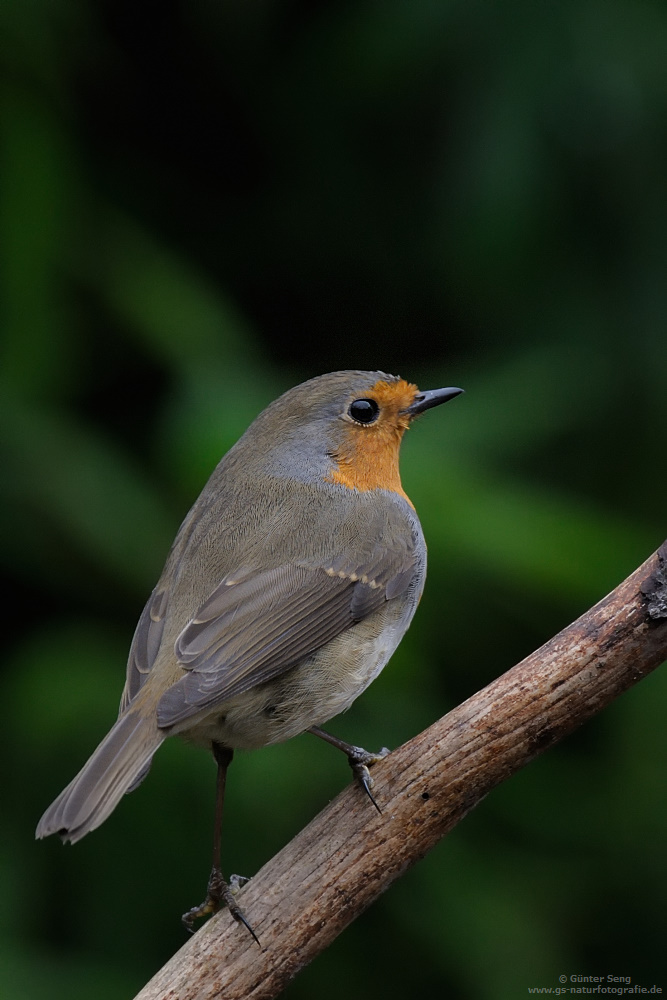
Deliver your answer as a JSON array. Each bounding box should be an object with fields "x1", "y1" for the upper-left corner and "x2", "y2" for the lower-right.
[
  {"x1": 308, "y1": 727, "x2": 391, "y2": 813},
  {"x1": 228, "y1": 873, "x2": 251, "y2": 892},
  {"x1": 346, "y1": 745, "x2": 390, "y2": 814},
  {"x1": 182, "y1": 867, "x2": 259, "y2": 945}
]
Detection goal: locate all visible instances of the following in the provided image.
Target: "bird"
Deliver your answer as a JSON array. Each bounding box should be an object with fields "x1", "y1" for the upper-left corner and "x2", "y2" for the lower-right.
[{"x1": 36, "y1": 370, "x2": 463, "y2": 938}]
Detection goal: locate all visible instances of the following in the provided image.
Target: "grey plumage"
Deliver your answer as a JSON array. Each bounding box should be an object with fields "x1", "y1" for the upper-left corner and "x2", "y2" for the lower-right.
[{"x1": 36, "y1": 371, "x2": 461, "y2": 845}]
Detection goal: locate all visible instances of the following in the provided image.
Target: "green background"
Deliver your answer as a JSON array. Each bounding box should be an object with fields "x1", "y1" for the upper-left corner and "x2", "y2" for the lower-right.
[{"x1": 1, "y1": 1, "x2": 666, "y2": 997}]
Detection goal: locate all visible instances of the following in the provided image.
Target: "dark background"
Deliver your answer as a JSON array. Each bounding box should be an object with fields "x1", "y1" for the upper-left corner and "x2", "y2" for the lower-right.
[{"x1": 1, "y1": 1, "x2": 666, "y2": 997}]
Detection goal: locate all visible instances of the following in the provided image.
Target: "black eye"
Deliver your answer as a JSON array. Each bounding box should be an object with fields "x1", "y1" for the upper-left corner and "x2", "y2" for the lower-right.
[{"x1": 348, "y1": 398, "x2": 379, "y2": 424}]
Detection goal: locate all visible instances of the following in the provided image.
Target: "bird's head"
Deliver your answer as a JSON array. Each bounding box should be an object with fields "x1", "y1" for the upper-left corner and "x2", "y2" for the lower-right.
[{"x1": 232, "y1": 370, "x2": 463, "y2": 502}]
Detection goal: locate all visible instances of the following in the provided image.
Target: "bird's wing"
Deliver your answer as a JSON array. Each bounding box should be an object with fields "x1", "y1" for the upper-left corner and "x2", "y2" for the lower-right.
[
  {"x1": 155, "y1": 548, "x2": 416, "y2": 729},
  {"x1": 119, "y1": 586, "x2": 169, "y2": 714},
  {"x1": 119, "y1": 508, "x2": 201, "y2": 714}
]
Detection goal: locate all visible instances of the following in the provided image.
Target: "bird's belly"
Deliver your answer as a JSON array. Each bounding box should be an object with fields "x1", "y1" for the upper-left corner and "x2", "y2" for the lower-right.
[{"x1": 181, "y1": 587, "x2": 420, "y2": 751}]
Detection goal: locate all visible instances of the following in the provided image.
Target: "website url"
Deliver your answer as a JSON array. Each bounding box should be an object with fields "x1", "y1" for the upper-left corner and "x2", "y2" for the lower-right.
[{"x1": 527, "y1": 988, "x2": 662, "y2": 995}]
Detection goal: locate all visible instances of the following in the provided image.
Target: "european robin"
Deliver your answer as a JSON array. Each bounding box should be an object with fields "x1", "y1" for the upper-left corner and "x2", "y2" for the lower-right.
[{"x1": 36, "y1": 370, "x2": 463, "y2": 937}]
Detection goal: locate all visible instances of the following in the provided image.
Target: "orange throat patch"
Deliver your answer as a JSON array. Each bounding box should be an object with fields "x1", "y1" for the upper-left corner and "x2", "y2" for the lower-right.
[{"x1": 326, "y1": 378, "x2": 417, "y2": 506}]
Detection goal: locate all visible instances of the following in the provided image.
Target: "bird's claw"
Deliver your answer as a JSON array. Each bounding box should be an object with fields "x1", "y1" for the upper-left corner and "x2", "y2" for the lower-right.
[
  {"x1": 181, "y1": 867, "x2": 260, "y2": 945},
  {"x1": 347, "y1": 746, "x2": 390, "y2": 814},
  {"x1": 228, "y1": 873, "x2": 251, "y2": 893}
]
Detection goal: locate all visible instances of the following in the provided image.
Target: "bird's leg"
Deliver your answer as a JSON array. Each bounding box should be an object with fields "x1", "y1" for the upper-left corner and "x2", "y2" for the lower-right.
[
  {"x1": 181, "y1": 744, "x2": 259, "y2": 945},
  {"x1": 309, "y1": 726, "x2": 390, "y2": 814}
]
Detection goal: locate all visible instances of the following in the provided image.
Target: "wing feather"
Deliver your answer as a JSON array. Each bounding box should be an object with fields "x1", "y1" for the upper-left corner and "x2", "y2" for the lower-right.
[
  {"x1": 119, "y1": 586, "x2": 168, "y2": 713},
  {"x1": 156, "y1": 552, "x2": 415, "y2": 729}
]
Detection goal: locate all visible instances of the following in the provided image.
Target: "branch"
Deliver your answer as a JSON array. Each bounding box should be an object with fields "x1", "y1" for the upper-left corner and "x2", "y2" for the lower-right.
[{"x1": 135, "y1": 542, "x2": 667, "y2": 1000}]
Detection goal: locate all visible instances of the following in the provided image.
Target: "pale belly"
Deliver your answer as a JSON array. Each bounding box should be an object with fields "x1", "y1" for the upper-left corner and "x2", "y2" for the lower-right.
[{"x1": 179, "y1": 577, "x2": 422, "y2": 751}]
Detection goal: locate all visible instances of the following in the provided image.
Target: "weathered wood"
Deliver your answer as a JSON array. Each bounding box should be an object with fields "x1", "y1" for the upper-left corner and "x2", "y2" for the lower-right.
[{"x1": 135, "y1": 542, "x2": 667, "y2": 1000}]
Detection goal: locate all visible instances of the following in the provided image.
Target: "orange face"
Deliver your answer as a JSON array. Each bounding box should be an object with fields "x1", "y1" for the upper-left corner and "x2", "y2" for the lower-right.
[{"x1": 326, "y1": 378, "x2": 419, "y2": 504}]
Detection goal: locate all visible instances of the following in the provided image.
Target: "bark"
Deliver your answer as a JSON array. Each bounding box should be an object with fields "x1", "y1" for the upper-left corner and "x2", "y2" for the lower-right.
[{"x1": 135, "y1": 541, "x2": 667, "y2": 1000}]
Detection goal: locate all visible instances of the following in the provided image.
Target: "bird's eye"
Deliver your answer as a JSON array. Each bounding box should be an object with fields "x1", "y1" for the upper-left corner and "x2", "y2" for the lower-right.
[{"x1": 348, "y1": 398, "x2": 380, "y2": 424}]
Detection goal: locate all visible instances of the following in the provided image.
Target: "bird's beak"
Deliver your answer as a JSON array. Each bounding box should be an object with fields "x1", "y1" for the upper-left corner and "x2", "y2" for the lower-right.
[{"x1": 406, "y1": 386, "x2": 464, "y2": 417}]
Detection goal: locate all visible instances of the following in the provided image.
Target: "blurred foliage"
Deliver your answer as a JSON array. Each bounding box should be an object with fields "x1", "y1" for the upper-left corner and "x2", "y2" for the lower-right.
[{"x1": 1, "y1": 0, "x2": 666, "y2": 998}]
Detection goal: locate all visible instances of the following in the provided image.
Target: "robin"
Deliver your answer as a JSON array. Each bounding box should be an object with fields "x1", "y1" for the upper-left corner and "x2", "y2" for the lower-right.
[{"x1": 36, "y1": 370, "x2": 463, "y2": 939}]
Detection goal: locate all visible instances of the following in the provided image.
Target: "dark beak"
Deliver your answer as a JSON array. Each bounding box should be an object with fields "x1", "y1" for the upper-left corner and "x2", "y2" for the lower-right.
[{"x1": 406, "y1": 386, "x2": 464, "y2": 417}]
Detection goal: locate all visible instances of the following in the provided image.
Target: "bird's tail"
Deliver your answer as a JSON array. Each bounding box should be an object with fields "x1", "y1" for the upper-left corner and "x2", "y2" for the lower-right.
[{"x1": 36, "y1": 701, "x2": 165, "y2": 844}]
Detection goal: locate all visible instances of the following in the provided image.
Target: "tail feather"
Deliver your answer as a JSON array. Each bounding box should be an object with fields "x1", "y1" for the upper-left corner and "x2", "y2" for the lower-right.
[{"x1": 36, "y1": 706, "x2": 165, "y2": 844}]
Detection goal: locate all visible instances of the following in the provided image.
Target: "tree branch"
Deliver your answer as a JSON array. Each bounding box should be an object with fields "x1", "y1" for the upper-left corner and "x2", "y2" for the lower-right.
[{"x1": 135, "y1": 542, "x2": 667, "y2": 1000}]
